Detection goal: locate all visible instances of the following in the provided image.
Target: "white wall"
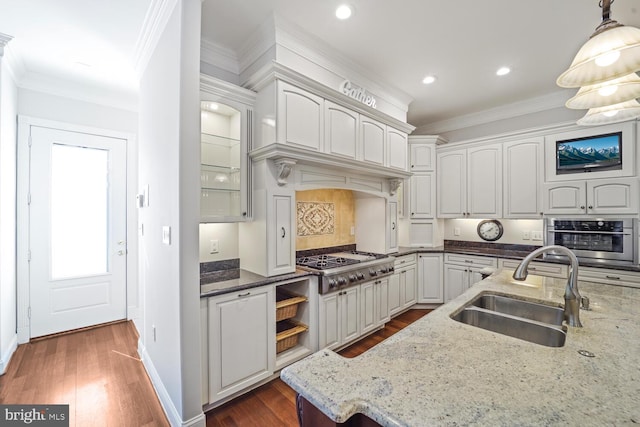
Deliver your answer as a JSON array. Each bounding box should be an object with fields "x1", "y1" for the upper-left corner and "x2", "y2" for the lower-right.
[
  {"x1": 199, "y1": 223, "x2": 239, "y2": 262},
  {"x1": 444, "y1": 219, "x2": 543, "y2": 245},
  {"x1": 137, "y1": 0, "x2": 203, "y2": 425},
  {"x1": 0, "y1": 44, "x2": 18, "y2": 373}
]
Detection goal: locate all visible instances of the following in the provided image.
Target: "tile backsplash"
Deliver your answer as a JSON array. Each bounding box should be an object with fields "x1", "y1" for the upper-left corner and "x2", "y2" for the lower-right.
[{"x1": 296, "y1": 189, "x2": 355, "y2": 250}]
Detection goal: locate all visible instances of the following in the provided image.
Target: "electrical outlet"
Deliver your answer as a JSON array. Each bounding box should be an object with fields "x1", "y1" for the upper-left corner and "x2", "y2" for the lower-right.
[
  {"x1": 522, "y1": 231, "x2": 530, "y2": 240},
  {"x1": 454, "y1": 227, "x2": 461, "y2": 236},
  {"x1": 210, "y1": 239, "x2": 219, "y2": 254},
  {"x1": 531, "y1": 230, "x2": 543, "y2": 241},
  {"x1": 350, "y1": 226, "x2": 355, "y2": 236}
]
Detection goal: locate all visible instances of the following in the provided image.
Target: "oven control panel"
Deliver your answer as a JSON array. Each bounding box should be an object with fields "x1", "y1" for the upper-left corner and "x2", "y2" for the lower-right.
[{"x1": 320, "y1": 261, "x2": 395, "y2": 294}]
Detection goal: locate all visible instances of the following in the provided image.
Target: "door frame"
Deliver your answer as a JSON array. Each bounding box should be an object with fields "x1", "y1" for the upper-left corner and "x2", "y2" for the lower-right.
[{"x1": 16, "y1": 116, "x2": 137, "y2": 343}]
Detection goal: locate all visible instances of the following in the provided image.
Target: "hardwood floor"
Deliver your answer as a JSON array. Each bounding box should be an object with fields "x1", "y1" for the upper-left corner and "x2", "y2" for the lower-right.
[
  {"x1": 0, "y1": 321, "x2": 169, "y2": 427},
  {"x1": 0, "y1": 309, "x2": 431, "y2": 427},
  {"x1": 206, "y1": 309, "x2": 432, "y2": 427}
]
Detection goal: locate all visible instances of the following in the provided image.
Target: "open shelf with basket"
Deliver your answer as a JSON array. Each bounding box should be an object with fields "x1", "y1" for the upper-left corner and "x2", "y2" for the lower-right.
[{"x1": 274, "y1": 279, "x2": 314, "y2": 369}]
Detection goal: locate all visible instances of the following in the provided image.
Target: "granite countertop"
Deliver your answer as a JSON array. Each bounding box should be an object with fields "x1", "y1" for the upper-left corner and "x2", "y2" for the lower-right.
[
  {"x1": 200, "y1": 269, "x2": 316, "y2": 298},
  {"x1": 281, "y1": 269, "x2": 640, "y2": 426}
]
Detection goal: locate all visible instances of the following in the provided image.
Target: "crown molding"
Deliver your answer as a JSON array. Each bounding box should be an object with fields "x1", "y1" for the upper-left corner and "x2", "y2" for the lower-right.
[
  {"x1": 0, "y1": 32, "x2": 13, "y2": 56},
  {"x1": 200, "y1": 73, "x2": 255, "y2": 105},
  {"x1": 200, "y1": 38, "x2": 239, "y2": 75},
  {"x1": 237, "y1": 16, "x2": 276, "y2": 77},
  {"x1": 133, "y1": 0, "x2": 179, "y2": 76},
  {"x1": 415, "y1": 90, "x2": 573, "y2": 135}
]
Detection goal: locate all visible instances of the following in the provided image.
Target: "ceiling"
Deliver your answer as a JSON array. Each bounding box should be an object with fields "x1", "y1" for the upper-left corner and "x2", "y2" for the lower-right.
[{"x1": 2, "y1": 0, "x2": 639, "y2": 130}]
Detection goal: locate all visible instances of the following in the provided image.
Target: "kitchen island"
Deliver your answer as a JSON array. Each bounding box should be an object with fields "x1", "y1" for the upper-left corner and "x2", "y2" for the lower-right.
[{"x1": 280, "y1": 269, "x2": 640, "y2": 426}]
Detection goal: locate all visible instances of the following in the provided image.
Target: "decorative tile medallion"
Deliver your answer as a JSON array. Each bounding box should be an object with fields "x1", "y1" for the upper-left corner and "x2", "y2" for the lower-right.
[{"x1": 297, "y1": 202, "x2": 335, "y2": 236}]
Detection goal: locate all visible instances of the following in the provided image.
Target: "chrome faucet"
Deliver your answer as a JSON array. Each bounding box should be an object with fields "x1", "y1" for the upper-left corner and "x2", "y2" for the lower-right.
[{"x1": 512, "y1": 245, "x2": 583, "y2": 327}]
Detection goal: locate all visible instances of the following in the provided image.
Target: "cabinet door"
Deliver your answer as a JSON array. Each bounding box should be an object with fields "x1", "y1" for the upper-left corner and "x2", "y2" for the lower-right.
[
  {"x1": 360, "y1": 281, "x2": 377, "y2": 335},
  {"x1": 437, "y1": 150, "x2": 466, "y2": 217},
  {"x1": 542, "y1": 181, "x2": 587, "y2": 215},
  {"x1": 410, "y1": 143, "x2": 435, "y2": 172},
  {"x1": 325, "y1": 101, "x2": 358, "y2": 159},
  {"x1": 408, "y1": 221, "x2": 436, "y2": 247},
  {"x1": 588, "y1": 177, "x2": 639, "y2": 214},
  {"x1": 208, "y1": 287, "x2": 274, "y2": 401},
  {"x1": 387, "y1": 128, "x2": 408, "y2": 170},
  {"x1": 418, "y1": 254, "x2": 443, "y2": 304},
  {"x1": 201, "y1": 298, "x2": 209, "y2": 405},
  {"x1": 503, "y1": 138, "x2": 543, "y2": 218},
  {"x1": 467, "y1": 144, "x2": 502, "y2": 218},
  {"x1": 410, "y1": 173, "x2": 435, "y2": 219},
  {"x1": 387, "y1": 200, "x2": 398, "y2": 252},
  {"x1": 319, "y1": 292, "x2": 340, "y2": 350},
  {"x1": 341, "y1": 287, "x2": 360, "y2": 344},
  {"x1": 400, "y1": 266, "x2": 417, "y2": 309},
  {"x1": 277, "y1": 81, "x2": 324, "y2": 151},
  {"x1": 388, "y1": 272, "x2": 402, "y2": 316},
  {"x1": 269, "y1": 191, "x2": 295, "y2": 276},
  {"x1": 360, "y1": 116, "x2": 385, "y2": 166},
  {"x1": 376, "y1": 278, "x2": 391, "y2": 324},
  {"x1": 468, "y1": 268, "x2": 486, "y2": 288},
  {"x1": 444, "y1": 264, "x2": 467, "y2": 302}
]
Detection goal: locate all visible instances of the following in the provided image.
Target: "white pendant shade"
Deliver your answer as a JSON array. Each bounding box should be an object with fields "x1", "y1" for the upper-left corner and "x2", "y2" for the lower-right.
[
  {"x1": 566, "y1": 72, "x2": 640, "y2": 109},
  {"x1": 577, "y1": 98, "x2": 640, "y2": 125},
  {"x1": 557, "y1": 25, "x2": 640, "y2": 88}
]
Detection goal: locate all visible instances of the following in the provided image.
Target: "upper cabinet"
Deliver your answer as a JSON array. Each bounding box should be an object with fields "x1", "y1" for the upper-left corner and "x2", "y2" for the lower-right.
[
  {"x1": 437, "y1": 144, "x2": 502, "y2": 218},
  {"x1": 359, "y1": 116, "x2": 386, "y2": 166},
  {"x1": 387, "y1": 128, "x2": 408, "y2": 171},
  {"x1": 200, "y1": 76, "x2": 256, "y2": 222},
  {"x1": 503, "y1": 138, "x2": 543, "y2": 218},
  {"x1": 543, "y1": 177, "x2": 639, "y2": 215},
  {"x1": 277, "y1": 81, "x2": 324, "y2": 151},
  {"x1": 325, "y1": 100, "x2": 358, "y2": 160}
]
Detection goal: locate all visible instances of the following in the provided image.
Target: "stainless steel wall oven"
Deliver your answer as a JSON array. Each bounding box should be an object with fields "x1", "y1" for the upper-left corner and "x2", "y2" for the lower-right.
[{"x1": 544, "y1": 218, "x2": 638, "y2": 266}]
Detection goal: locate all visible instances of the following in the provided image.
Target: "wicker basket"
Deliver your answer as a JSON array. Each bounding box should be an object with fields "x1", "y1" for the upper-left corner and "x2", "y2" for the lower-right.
[
  {"x1": 275, "y1": 289, "x2": 308, "y2": 322},
  {"x1": 276, "y1": 320, "x2": 308, "y2": 354}
]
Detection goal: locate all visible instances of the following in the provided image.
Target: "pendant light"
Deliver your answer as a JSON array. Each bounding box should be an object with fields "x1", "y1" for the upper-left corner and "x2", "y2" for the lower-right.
[{"x1": 557, "y1": 0, "x2": 640, "y2": 125}]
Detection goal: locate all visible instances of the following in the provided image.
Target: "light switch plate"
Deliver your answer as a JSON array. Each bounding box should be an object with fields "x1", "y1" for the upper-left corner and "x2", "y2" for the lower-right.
[
  {"x1": 522, "y1": 231, "x2": 530, "y2": 240},
  {"x1": 210, "y1": 239, "x2": 219, "y2": 254},
  {"x1": 162, "y1": 226, "x2": 171, "y2": 245},
  {"x1": 531, "y1": 230, "x2": 543, "y2": 241}
]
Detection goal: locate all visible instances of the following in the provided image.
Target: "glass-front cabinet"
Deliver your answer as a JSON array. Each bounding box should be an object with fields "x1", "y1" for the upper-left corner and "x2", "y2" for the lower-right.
[{"x1": 200, "y1": 76, "x2": 255, "y2": 222}]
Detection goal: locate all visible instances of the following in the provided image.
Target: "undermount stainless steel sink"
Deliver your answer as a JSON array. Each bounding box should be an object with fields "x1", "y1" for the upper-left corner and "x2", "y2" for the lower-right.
[
  {"x1": 452, "y1": 293, "x2": 568, "y2": 347},
  {"x1": 470, "y1": 294, "x2": 565, "y2": 326}
]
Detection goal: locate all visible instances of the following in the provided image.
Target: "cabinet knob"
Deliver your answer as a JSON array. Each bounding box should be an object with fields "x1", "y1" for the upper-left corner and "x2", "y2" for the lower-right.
[
  {"x1": 588, "y1": 205, "x2": 593, "y2": 210},
  {"x1": 242, "y1": 212, "x2": 247, "y2": 216},
  {"x1": 392, "y1": 222, "x2": 396, "y2": 230},
  {"x1": 580, "y1": 205, "x2": 585, "y2": 210},
  {"x1": 281, "y1": 227, "x2": 286, "y2": 238}
]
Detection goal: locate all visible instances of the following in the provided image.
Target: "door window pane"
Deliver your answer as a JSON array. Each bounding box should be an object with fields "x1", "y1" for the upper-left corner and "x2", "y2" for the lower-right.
[{"x1": 51, "y1": 144, "x2": 109, "y2": 279}]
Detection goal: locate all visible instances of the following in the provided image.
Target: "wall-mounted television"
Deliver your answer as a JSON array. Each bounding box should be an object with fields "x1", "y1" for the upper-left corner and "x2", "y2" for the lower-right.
[{"x1": 556, "y1": 132, "x2": 622, "y2": 175}]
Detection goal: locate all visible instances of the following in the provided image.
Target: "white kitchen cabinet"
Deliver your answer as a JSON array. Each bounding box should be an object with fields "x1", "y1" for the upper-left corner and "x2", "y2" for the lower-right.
[
  {"x1": 503, "y1": 138, "x2": 543, "y2": 218},
  {"x1": 499, "y1": 259, "x2": 568, "y2": 279},
  {"x1": 361, "y1": 278, "x2": 390, "y2": 335},
  {"x1": 359, "y1": 115, "x2": 386, "y2": 166},
  {"x1": 268, "y1": 190, "x2": 295, "y2": 276},
  {"x1": 410, "y1": 141, "x2": 436, "y2": 172},
  {"x1": 319, "y1": 286, "x2": 360, "y2": 350},
  {"x1": 200, "y1": 76, "x2": 255, "y2": 222},
  {"x1": 444, "y1": 254, "x2": 497, "y2": 302},
  {"x1": 417, "y1": 253, "x2": 443, "y2": 304},
  {"x1": 409, "y1": 173, "x2": 435, "y2": 219},
  {"x1": 277, "y1": 81, "x2": 324, "y2": 151},
  {"x1": 578, "y1": 266, "x2": 640, "y2": 289},
  {"x1": 208, "y1": 286, "x2": 275, "y2": 402},
  {"x1": 437, "y1": 144, "x2": 502, "y2": 218},
  {"x1": 325, "y1": 100, "x2": 358, "y2": 159},
  {"x1": 390, "y1": 254, "x2": 417, "y2": 315},
  {"x1": 407, "y1": 221, "x2": 438, "y2": 247},
  {"x1": 543, "y1": 177, "x2": 638, "y2": 215},
  {"x1": 388, "y1": 200, "x2": 398, "y2": 252},
  {"x1": 387, "y1": 128, "x2": 408, "y2": 170}
]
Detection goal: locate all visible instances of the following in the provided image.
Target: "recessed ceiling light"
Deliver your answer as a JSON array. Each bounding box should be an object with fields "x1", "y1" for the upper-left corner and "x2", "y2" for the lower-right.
[
  {"x1": 336, "y1": 4, "x2": 353, "y2": 20},
  {"x1": 422, "y1": 75, "x2": 437, "y2": 84},
  {"x1": 496, "y1": 67, "x2": 511, "y2": 76}
]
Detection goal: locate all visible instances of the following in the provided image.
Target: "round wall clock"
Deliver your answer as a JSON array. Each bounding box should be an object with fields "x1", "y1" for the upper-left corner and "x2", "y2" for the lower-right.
[{"x1": 477, "y1": 219, "x2": 504, "y2": 242}]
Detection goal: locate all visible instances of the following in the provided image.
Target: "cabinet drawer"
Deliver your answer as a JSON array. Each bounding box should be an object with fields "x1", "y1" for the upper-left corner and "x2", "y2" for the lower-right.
[
  {"x1": 444, "y1": 253, "x2": 497, "y2": 268},
  {"x1": 394, "y1": 254, "x2": 417, "y2": 267},
  {"x1": 499, "y1": 259, "x2": 568, "y2": 278},
  {"x1": 578, "y1": 267, "x2": 640, "y2": 289}
]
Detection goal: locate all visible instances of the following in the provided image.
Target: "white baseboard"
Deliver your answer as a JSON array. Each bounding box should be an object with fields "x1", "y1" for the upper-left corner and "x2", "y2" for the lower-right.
[
  {"x1": 138, "y1": 339, "x2": 205, "y2": 427},
  {"x1": 0, "y1": 333, "x2": 18, "y2": 375}
]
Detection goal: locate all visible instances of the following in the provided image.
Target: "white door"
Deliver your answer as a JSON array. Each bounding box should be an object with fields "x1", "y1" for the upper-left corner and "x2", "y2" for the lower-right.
[{"x1": 29, "y1": 125, "x2": 127, "y2": 338}]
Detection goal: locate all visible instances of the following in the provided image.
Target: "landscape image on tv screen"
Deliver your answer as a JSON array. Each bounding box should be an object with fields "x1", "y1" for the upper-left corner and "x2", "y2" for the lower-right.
[{"x1": 556, "y1": 132, "x2": 621, "y2": 173}]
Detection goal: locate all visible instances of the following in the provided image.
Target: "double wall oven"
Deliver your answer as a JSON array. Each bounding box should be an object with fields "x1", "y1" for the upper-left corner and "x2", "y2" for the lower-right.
[{"x1": 544, "y1": 218, "x2": 638, "y2": 266}]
